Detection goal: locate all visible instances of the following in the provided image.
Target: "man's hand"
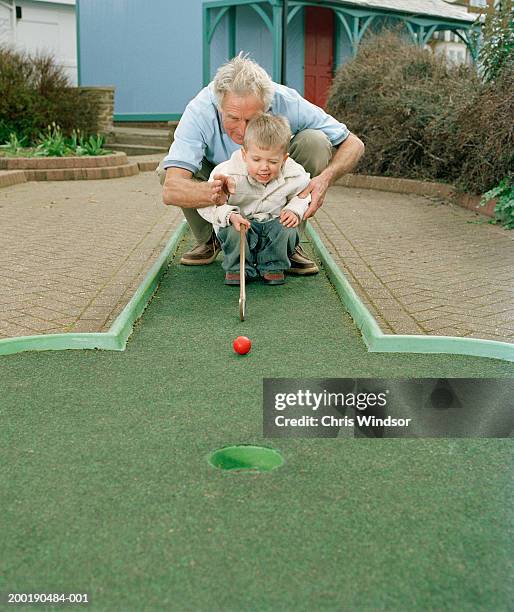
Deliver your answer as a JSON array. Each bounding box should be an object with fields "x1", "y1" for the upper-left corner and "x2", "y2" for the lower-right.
[
  {"x1": 229, "y1": 212, "x2": 251, "y2": 231},
  {"x1": 296, "y1": 133, "x2": 366, "y2": 219},
  {"x1": 210, "y1": 174, "x2": 236, "y2": 205},
  {"x1": 280, "y1": 209, "x2": 300, "y2": 228},
  {"x1": 297, "y1": 173, "x2": 331, "y2": 219}
]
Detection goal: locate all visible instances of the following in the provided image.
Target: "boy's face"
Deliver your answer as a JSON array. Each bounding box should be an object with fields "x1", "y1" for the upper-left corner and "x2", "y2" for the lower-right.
[{"x1": 241, "y1": 144, "x2": 288, "y2": 184}]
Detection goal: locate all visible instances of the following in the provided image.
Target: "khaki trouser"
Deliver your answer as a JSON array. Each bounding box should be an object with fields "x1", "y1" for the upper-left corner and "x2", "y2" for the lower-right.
[{"x1": 157, "y1": 129, "x2": 334, "y2": 244}]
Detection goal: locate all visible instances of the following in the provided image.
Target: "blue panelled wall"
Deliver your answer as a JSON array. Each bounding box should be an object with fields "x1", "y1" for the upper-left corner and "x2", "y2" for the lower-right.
[
  {"x1": 77, "y1": 1, "x2": 474, "y2": 121},
  {"x1": 78, "y1": 0, "x2": 204, "y2": 120},
  {"x1": 77, "y1": 0, "x2": 325, "y2": 121}
]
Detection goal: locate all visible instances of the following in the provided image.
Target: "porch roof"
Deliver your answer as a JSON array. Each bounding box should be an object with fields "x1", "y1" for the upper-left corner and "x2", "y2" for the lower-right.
[
  {"x1": 332, "y1": 0, "x2": 475, "y2": 23},
  {"x1": 202, "y1": 0, "x2": 480, "y2": 86}
]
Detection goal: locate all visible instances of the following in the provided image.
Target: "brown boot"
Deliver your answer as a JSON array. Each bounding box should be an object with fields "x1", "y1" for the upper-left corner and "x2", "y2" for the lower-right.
[
  {"x1": 288, "y1": 245, "x2": 319, "y2": 275},
  {"x1": 180, "y1": 233, "x2": 220, "y2": 265}
]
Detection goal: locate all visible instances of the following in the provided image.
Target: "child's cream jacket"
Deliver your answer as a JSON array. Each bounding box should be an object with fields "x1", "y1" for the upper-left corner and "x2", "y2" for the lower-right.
[{"x1": 198, "y1": 149, "x2": 311, "y2": 232}]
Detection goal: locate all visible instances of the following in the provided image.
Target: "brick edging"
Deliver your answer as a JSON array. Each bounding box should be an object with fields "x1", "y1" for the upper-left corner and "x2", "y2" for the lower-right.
[
  {"x1": 23, "y1": 163, "x2": 139, "y2": 181},
  {"x1": 0, "y1": 152, "x2": 128, "y2": 170},
  {"x1": 137, "y1": 160, "x2": 160, "y2": 172},
  {"x1": 0, "y1": 170, "x2": 27, "y2": 188},
  {"x1": 336, "y1": 174, "x2": 496, "y2": 218}
]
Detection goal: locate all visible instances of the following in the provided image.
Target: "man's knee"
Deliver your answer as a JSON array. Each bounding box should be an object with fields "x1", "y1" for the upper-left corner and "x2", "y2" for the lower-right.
[{"x1": 288, "y1": 129, "x2": 333, "y2": 177}]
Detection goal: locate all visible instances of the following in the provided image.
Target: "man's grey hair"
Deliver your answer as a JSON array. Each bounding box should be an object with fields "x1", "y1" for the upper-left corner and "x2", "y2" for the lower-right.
[
  {"x1": 243, "y1": 113, "x2": 291, "y2": 153},
  {"x1": 213, "y1": 53, "x2": 275, "y2": 110}
]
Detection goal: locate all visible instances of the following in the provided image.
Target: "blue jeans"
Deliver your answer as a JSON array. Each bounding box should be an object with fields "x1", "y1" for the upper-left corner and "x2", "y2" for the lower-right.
[{"x1": 217, "y1": 219, "x2": 299, "y2": 277}]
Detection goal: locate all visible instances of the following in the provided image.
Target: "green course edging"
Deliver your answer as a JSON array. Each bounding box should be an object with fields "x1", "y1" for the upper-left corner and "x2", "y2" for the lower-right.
[
  {"x1": 0, "y1": 221, "x2": 188, "y2": 357},
  {"x1": 3, "y1": 220, "x2": 512, "y2": 363},
  {"x1": 306, "y1": 224, "x2": 514, "y2": 364}
]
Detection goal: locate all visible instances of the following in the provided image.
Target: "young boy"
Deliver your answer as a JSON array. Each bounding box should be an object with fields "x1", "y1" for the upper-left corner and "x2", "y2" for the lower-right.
[{"x1": 198, "y1": 113, "x2": 311, "y2": 285}]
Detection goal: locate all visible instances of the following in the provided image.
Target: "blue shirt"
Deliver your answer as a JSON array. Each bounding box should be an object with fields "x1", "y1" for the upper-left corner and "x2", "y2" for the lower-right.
[{"x1": 162, "y1": 82, "x2": 350, "y2": 174}]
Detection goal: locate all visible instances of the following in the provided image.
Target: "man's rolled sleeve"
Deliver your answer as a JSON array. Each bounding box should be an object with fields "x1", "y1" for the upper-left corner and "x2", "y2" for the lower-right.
[{"x1": 162, "y1": 108, "x2": 206, "y2": 174}]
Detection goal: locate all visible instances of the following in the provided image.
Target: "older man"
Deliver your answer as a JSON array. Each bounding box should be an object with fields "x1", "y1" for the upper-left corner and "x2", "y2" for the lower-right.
[{"x1": 160, "y1": 54, "x2": 364, "y2": 273}]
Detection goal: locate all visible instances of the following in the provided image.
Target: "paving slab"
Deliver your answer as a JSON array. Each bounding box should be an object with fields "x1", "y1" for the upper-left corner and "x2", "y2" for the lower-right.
[
  {"x1": 312, "y1": 186, "x2": 514, "y2": 343},
  {"x1": 0, "y1": 174, "x2": 513, "y2": 346},
  {"x1": 0, "y1": 174, "x2": 181, "y2": 339}
]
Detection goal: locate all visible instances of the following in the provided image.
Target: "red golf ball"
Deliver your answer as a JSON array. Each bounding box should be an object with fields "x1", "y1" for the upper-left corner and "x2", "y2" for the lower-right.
[{"x1": 233, "y1": 336, "x2": 251, "y2": 355}]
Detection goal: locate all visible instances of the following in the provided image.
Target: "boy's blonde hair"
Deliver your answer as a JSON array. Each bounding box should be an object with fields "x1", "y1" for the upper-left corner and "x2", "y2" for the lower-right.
[{"x1": 243, "y1": 113, "x2": 292, "y2": 153}]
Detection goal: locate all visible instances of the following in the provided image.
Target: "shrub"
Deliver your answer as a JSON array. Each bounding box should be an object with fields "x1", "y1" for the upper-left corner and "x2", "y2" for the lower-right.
[
  {"x1": 326, "y1": 30, "x2": 513, "y2": 195},
  {"x1": 0, "y1": 46, "x2": 100, "y2": 145},
  {"x1": 446, "y1": 68, "x2": 513, "y2": 194}
]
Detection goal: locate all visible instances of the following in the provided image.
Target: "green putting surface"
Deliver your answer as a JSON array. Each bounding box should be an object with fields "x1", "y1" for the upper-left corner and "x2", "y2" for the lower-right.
[{"x1": 1, "y1": 237, "x2": 513, "y2": 611}]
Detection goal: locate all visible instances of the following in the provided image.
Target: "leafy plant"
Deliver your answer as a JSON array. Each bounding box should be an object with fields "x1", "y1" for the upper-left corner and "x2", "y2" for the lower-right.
[
  {"x1": 480, "y1": 176, "x2": 514, "y2": 229},
  {"x1": 68, "y1": 128, "x2": 81, "y2": 152},
  {"x1": 476, "y1": 0, "x2": 513, "y2": 83},
  {"x1": 31, "y1": 124, "x2": 110, "y2": 157},
  {"x1": 34, "y1": 123, "x2": 70, "y2": 157},
  {"x1": 0, "y1": 132, "x2": 27, "y2": 154},
  {"x1": 76, "y1": 133, "x2": 109, "y2": 156}
]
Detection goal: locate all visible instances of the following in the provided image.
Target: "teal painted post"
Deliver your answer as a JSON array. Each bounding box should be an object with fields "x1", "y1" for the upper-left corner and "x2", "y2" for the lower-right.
[
  {"x1": 420, "y1": 24, "x2": 435, "y2": 46},
  {"x1": 468, "y1": 29, "x2": 480, "y2": 63},
  {"x1": 334, "y1": 12, "x2": 341, "y2": 69},
  {"x1": 281, "y1": 0, "x2": 288, "y2": 84},
  {"x1": 272, "y1": 4, "x2": 283, "y2": 82},
  {"x1": 418, "y1": 25, "x2": 425, "y2": 46},
  {"x1": 352, "y1": 15, "x2": 359, "y2": 57},
  {"x1": 405, "y1": 21, "x2": 420, "y2": 47},
  {"x1": 203, "y1": 5, "x2": 210, "y2": 85},
  {"x1": 458, "y1": 26, "x2": 480, "y2": 63},
  {"x1": 228, "y1": 6, "x2": 236, "y2": 58},
  {"x1": 356, "y1": 15, "x2": 375, "y2": 44}
]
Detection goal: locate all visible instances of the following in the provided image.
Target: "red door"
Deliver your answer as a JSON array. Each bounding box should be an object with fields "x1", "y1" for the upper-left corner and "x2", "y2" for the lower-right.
[{"x1": 304, "y1": 7, "x2": 334, "y2": 108}]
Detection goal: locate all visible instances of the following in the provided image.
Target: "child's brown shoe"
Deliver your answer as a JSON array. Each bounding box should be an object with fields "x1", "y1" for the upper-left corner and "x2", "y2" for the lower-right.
[
  {"x1": 224, "y1": 272, "x2": 240, "y2": 285},
  {"x1": 263, "y1": 271, "x2": 285, "y2": 285}
]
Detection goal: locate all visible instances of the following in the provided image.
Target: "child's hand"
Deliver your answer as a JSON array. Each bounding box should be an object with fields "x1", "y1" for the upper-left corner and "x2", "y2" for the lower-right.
[
  {"x1": 229, "y1": 213, "x2": 251, "y2": 231},
  {"x1": 210, "y1": 174, "x2": 236, "y2": 205},
  {"x1": 280, "y1": 209, "x2": 300, "y2": 228}
]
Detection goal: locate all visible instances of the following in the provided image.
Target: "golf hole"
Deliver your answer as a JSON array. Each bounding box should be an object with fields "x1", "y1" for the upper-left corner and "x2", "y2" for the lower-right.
[{"x1": 209, "y1": 445, "x2": 284, "y2": 472}]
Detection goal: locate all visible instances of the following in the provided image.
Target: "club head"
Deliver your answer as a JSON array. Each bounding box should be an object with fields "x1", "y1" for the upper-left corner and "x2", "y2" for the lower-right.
[{"x1": 239, "y1": 298, "x2": 245, "y2": 321}]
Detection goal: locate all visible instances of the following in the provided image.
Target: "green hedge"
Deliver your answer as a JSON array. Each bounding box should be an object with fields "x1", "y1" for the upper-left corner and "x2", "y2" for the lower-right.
[
  {"x1": 0, "y1": 47, "x2": 100, "y2": 145},
  {"x1": 326, "y1": 31, "x2": 513, "y2": 195}
]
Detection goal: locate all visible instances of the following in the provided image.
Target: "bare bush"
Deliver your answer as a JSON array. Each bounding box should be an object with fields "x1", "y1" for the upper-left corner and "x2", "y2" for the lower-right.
[{"x1": 326, "y1": 30, "x2": 513, "y2": 194}]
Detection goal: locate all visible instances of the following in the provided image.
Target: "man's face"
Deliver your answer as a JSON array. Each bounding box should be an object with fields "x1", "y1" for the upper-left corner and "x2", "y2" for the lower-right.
[
  {"x1": 242, "y1": 144, "x2": 288, "y2": 184},
  {"x1": 220, "y1": 93, "x2": 265, "y2": 145}
]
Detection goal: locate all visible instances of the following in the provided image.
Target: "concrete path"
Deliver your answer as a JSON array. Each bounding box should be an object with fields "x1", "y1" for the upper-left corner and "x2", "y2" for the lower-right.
[{"x1": 0, "y1": 169, "x2": 513, "y2": 344}]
